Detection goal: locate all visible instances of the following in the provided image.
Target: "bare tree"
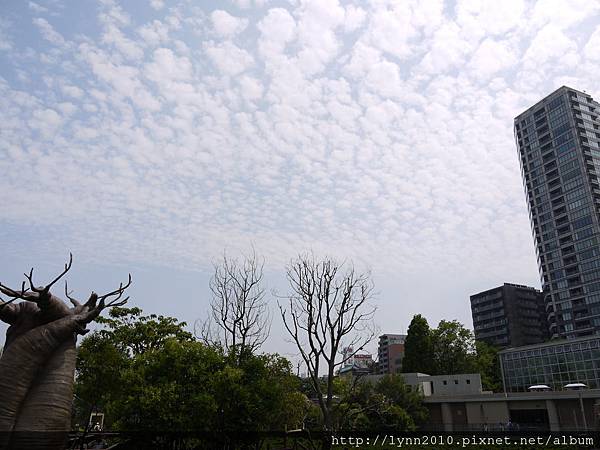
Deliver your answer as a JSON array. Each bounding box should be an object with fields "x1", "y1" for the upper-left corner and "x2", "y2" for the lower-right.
[
  {"x1": 199, "y1": 250, "x2": 270, "y2": 359},
  {"x1": 0, "y1": 254, "x2": 131, "y2": 450},
  {"x1": 278, "y1": 254, "x2": 377, "y2": 436}
]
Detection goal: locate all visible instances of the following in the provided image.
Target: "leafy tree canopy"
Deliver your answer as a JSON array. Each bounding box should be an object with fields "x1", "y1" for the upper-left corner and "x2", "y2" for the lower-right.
[
  {"x1": 75, "y1": 307, "x2": 308, "y2": 435},
  {"x1": 402, "y1": 314, "x2": 433, "y2": 374},
  {"x1": 401, "y1": 315, "x2": 502, "y2": 392},
  {"x1": 335, "y1": 375, "x2": 428, "y2": 432}
]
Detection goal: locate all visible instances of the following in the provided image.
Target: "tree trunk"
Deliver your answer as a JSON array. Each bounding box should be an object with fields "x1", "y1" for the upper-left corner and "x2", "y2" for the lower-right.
[{"x1": 0, "y1": 316, "x2": 78, "y2": 450}]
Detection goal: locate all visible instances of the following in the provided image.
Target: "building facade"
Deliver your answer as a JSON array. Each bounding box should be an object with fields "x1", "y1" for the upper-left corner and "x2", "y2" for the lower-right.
[
  {"x1": 424, "y1": 389, "x2": 600, "y2": 432},
  {"x1": 514, "y1": 86, "x2": 600, "y2": 339},
  {"x1": 377, "y1": 334, "x2": 406, "y2": 374},
  {"x1": 470, "y1": 283, "x2": 548, "y2": 348},
  {"x1": 499, "y1": 335, "x2": 600, "y2": 392}
]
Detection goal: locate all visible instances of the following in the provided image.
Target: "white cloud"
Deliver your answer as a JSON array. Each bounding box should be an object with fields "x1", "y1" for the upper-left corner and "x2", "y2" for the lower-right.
[
  {"x1": 0, "y1": 19, "x2": 13, "y2": 51},
  {"x1": 28, "y1": 2, "x2": 48, "y2": 14},
  {"x1": 529, "y1": 0, "x2": 600, "y2": 30},
  {"x1": 522, "y1": 24, "x2": 578, "y2": 69},
  {"x1": 32, "y1": 18, "x2": 66, "y2": 46},
  {"x1": 456, "y1": 0, "x2": 525, "y2": 36},
  {"x1": 364, "y1": 59, "x2": 404, "y2": 98},
  {"x1": 257, "y1": 8, "x2": 296, "y2": 58},
  {"x1": 417, "y1": 22, "x2": 474, "y2": 75},
  {"x1": 467, "y1": 38, "x2": 517, "y2": 81},
  {"x1": 101, "y1": 23, "x2": 144, "y2": 60},
  {"x1": 3, "y1": 0, "x2": 600, "y2": 346},
  {"x1": 584, "y1": 26, "x2": 600, "y2": 61},
  {"x1": 237, "y1": 75, "x2": 264, "y2": 100},
  {"x1": 28, "y1": 108, "x2": 63, "y2": 138},
  {"x1": 150, "y1": 0, "x2": 165, "y2": 10},
  {"x1": 145, "y1": 47, "x2": 193, "y2": 82},
  {"x1": 363, "y1": 6, "x2": 419, "y2": 60},
  {"x1": 343, "y1": 5, "x2": 366, "y2": 33},
  {"x1": 137, "y1": 20, "x2": 170, "y2": 46},
  {"x1": 61, "y1": 84, "x2": 84, "y2": 98},
  {"x1": 205, "y1": 41, "x2": 254, "y2": 76},
  {"x1": 210, "y1": 10, "x2": 248, "y2": 37}
]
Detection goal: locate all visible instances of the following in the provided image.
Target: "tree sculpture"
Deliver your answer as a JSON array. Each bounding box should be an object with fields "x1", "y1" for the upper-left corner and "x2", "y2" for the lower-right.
[{"x1": 0, "y1": 254, "x2": 131, "y2": 450}]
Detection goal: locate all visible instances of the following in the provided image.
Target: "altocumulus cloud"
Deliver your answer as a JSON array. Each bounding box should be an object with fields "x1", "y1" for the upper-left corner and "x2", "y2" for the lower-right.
[{"x1": 1, "y1": 0, "x2": 600, "y2": 329}]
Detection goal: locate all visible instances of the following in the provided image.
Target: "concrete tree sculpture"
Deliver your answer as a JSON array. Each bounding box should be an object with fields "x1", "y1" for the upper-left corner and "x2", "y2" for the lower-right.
[{"x1": 0, "y1": 254, "x2": 131, "y2": 450}]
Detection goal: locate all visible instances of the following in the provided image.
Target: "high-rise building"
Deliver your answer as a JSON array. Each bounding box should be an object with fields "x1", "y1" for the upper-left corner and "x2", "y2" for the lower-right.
[
  {"x1": 377, "y1": 334, "x2": 406, "y2": 374},
  {"x1": 471, "y1": 283, "x2": 548, "y2": 348},
  {"x1": 514, "y1": 86, "x2": 600, "y2": 340}
]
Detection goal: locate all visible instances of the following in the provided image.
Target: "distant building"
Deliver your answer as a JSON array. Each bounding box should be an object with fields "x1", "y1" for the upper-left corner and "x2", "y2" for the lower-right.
[
  {"x1": 338, "y1": 349, "x2": 374, "y2": 377},
  {"x1": 377, "y1": 334, "x2": 406, "y2": 374},
  {"x1": 499, "y1": 334, "x2": 600, "y2": 392},
  {"x1": 470, "y1": 283, "x2": 548, "y2": 348}
]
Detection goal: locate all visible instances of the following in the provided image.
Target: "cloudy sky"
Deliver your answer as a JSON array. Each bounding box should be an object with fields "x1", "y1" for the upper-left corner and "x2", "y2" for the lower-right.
[{"x1": 1, "y1": 0, "x2": 600, "y2": 357}]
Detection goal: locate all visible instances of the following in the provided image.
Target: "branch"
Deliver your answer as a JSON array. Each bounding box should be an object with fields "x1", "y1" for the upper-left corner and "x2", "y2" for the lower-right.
[
  {"x1": 0, "y1": 280, "x2": 34, "y2": 302},
  {"x1": 43, "y1": 252, "x2": 73, "y2": 293},
  {"x1": 0, "y1": 297, "x2": 19, "y2": 324},
  {"x1": 64, "y1": 280, "x2": 81, "y2": 307},
  {"x1": 95, "y1": 274, "x2": 132, "y2": 308}
]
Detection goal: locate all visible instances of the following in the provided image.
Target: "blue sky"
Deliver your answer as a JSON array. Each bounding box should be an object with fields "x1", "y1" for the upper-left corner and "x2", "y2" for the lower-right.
[{"x1": 1, "y1": 0, "x2": 600, "y2": 360}]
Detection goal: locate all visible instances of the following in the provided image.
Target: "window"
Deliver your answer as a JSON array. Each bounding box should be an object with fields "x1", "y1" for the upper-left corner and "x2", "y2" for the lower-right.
[
  {"x1": 466, "y1": 379, "x2": 471, "y2": 384},
  {"x1": 443, "y1": 380, "x2": 447, "y2": 385}
]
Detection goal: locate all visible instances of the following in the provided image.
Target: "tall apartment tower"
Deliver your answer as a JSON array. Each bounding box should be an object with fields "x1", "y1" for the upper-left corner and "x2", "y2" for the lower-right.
[{"x1": 514, "y1": 86, "x2": 600, "y2": 340}]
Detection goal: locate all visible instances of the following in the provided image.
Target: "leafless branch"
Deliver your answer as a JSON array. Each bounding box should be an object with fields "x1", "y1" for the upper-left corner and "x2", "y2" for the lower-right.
[
  {"x1": 204, "y1": 249, "x2": 271, "y2": 358},
  {"x1": 94, "y1": 274, "x2": 132, "y2": 308},
  {"x1": 43, "y1": 252, "x2": 73, "y2": 293},
  {"x1": 64, "y1": 281, "x2": 81, "y2": 307},
  {"x1": 279, "y1": 253, "x2": 377, "y2": 432}
]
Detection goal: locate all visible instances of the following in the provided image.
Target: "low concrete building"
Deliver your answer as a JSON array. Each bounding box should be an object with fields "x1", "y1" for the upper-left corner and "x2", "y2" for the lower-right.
[
  {"x1": 360, "y1": 372, "x2": 483, "y2": 397},
  {"x1": 403, "y1": 373, "x2": 483, "y2": 396},
  {"x1": 424, "y1": 389, "x2": 600, "y2": 432},
  {"x1": 357, "y1": 371, "x2": 600, "y2": 431}
]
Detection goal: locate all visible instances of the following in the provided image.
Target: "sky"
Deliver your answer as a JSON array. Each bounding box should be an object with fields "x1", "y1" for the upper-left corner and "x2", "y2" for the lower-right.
[{"x1": 1, "y1": 0, "x2": 600, "y2": 360}]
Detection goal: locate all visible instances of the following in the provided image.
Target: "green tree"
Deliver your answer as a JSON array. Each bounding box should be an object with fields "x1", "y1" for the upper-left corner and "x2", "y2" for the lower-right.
[
  {"x1": 402, "y1": 314, "x2": 434, "y2": 374},
  {"x1": 375, "y1": 374, "x2": 428, "y2": 426},
  {"x1": 75, "y1": 307, "x2": 307, "y2": 442},
  {"x1": 74, "y1": 307, "x2": 193, "y2": 428},
  {"x1": 431, "y1": 320, "x2": 476, "y2": 375},
  {"x1": 472, "y1": 340, "x2": 502, "y2": 392},
  {"x1": 335, "y1": 375, "x2": 427, "y2": 432},
  {"x1": 402, "y1": 315, "x2": 503, "y2": 391}
]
